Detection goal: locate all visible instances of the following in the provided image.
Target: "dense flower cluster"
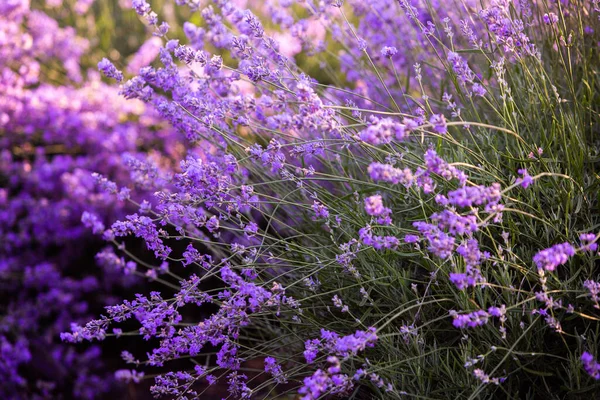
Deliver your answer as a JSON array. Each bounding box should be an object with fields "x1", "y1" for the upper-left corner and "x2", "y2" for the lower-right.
[{"x1": 0, "y1": 1, "x2": 186, "y2": 397}]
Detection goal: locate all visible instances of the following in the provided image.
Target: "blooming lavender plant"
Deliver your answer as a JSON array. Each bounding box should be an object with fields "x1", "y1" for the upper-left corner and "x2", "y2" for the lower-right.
[{"x1": 43, "y1": 0, "x2": 600, "y2": 398}]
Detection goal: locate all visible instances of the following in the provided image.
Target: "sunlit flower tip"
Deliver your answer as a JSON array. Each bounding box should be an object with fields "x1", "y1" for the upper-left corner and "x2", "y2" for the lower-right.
[{"x1": 98, "y1": 58, "x2": 123, "y2": 82}]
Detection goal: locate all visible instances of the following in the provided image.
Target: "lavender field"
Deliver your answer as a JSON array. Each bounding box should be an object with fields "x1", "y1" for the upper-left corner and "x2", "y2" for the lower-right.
[{"x1": 2, "y1": 0, "x2": 600, "y2": 398}]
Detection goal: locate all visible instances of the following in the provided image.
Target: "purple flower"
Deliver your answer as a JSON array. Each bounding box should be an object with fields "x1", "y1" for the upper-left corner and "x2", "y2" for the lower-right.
[
  {"x1": 584, "y1": 280, "x2": 600, "y2": 307},
  {"x1": 98, "y1": 58, "x2": 123, "y2": 82},
  {"x1": 543, "y1": 13, "x2": 559, "y2": 25},
  {"x1": 431, "y1": 210, "x2": 478, "y2": 236},
  {"x1": 298, "y1": 358, "x2": 354, "y2": 400},
  {"x1": 472, "y1": 83, "x2": 487, "y2": 97},
  {"x1": 368, "y1": 163, "x2": 413, "y2": 187},
  {"x1": 517, "y1": 169, "x2": 534, "y2": 188},
  {"x1": 447, "y1": 51, "x2": 475, "y2": 84},
  {"x1": 487, "y1": 305, "x2": 506, "y2": 318},
  {"x1": 359, "y1": 117, "x2": 407, "y2": 145},
  {"x1": 244, "y1": 221, "x2": 259, "y2": 238},
  {"x1": 364, "y1": 195, "x2": 384, "y2": 216},
  {"x1": 321, "y1": 327, "x2": 378, "y2": 358},
  {"x1": 359, "y1": 226, "x2": 400, "y2": 250},
  {"x1": 580, "y1": 233, "x2": 598, "y2": 252},
  {"x1": 449, "y1": 259, "x2": 487, "y2": 291},
  {"x1": 456, "y1": 239, "x2": 484, "y2": 265},
  {"x1": 404, "y1": 234, "x2": 420, "y2": 244},
  {"x1": 264, "y1": 357, "x2": 287, "y2": 383},
  {"x1": 304, "y1": 339, "x2": 320, "y2": 364},
  {"x1": 450, "y1": 310, "x2": 489, "y2": 329},
  {"x1": 132, "y1": 0, "x2": 152, "y2": 18},
  {"x1": 473, "y1": 368, "x2": 504, "y2": 385},
  {"x1": 533, "y1": 242, "x2": 575, "y2": 271},
  {"x1": 429, "y1": 114, "x2": 448, "y2": 134},
  {"x1": 381, "y1": 46, "x2": 398, "y2": 58},
  {"x1": 413, "y1": 222, "x2": 455, "y2": 259},
  {"x1": 115, "y1": 369, "x2": 145, "y2": 383},
  {"x1": 581, "y1": 352, "x2": 600, "y2": 379},
  {"x1": 447, "y1": 184, "x2": 501, "y2": 208},
  {"x1": 364, "y1": 195, "x2": 391, "y2": 224},
  {"x1": 81, "y1": 211, "x2": 105, "y2": 234},
  {"x1": 174, "y1": 45, "x2": 207, "y2": 65},
  {"x1": 298, "y1": 369, "x2": 330, "y2": 400},
  {"x1": 312, "y1": 201, "x2": 330, "y2": 219},
  {"x1": 182, "y1": 244, "x2": 201, "y2": 266},
  {"x1": 480, "y1": 3, "x2": 537, "y2": 57},
  {"x1": 423, "y1": 149, "x2": 466, "y2": 185}
]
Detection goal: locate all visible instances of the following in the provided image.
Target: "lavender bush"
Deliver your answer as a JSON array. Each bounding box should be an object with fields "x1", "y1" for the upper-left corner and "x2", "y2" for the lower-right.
[
  {"x1": 0, "y1": 1, "x2": 193, "y2": 397},
  {"x1": 15, "y1": 0, "x2": 600, "y2": 398}
]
